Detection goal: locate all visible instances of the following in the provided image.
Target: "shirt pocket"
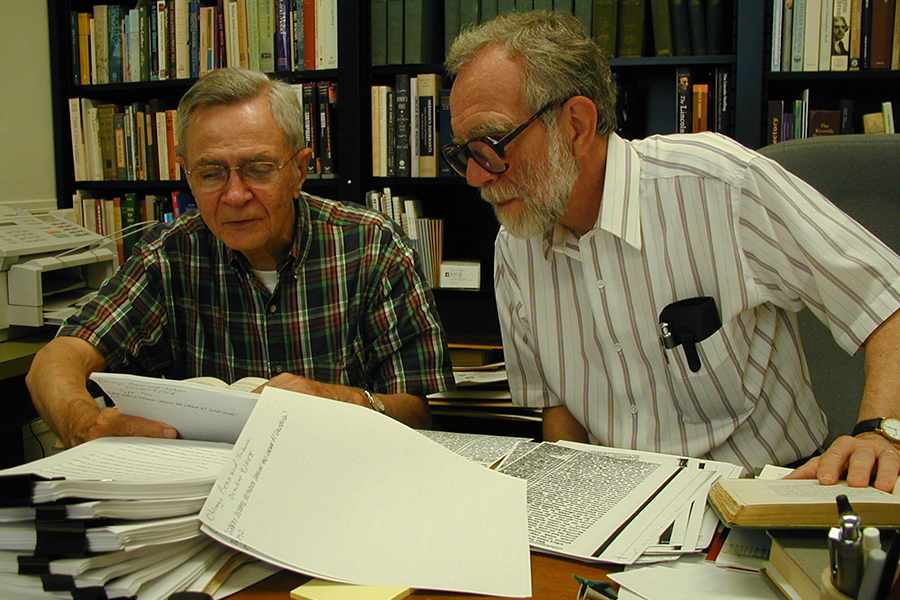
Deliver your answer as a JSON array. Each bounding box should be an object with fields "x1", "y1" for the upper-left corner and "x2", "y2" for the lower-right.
[{"x1": 663, "y1": 327, "x2": 752, "y2": 426}]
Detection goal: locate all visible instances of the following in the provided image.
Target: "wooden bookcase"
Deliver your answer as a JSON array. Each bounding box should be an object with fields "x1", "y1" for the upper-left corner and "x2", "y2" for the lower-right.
[{"x1": 46, "y1": 0, "x2": 769, "y2": 347}]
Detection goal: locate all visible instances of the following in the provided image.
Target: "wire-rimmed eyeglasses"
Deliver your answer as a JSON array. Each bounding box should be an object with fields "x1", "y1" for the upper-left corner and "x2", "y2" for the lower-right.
[
  {"x1": 184, "y1": 152, "x2": 299, "y2": 193},
  {"x1": 440, "y1": 101, "x2": 560, "y2": 178}
]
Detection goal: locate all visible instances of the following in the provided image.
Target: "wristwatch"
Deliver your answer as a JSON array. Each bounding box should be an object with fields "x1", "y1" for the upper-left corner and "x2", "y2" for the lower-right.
[
  {"x1": 358, "y1": 389, "x2": 386, "y2": 414},
  {"x1": 851, "y1": 418, "x2": 900, "y2": 443}
]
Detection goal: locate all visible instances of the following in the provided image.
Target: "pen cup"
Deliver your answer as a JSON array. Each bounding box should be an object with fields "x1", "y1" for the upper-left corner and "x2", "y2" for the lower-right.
[{"x1": 820, "y1": 569, "x2": 855, "y2": 600}]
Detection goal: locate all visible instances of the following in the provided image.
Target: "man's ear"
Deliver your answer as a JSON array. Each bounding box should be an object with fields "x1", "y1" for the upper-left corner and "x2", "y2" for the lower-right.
[
  {"x1": 291, "y1": 148, "x2": 314, "y2": 196},
  {"x1": 561, "y1": 96, "x2": 599, "y2": 158}
]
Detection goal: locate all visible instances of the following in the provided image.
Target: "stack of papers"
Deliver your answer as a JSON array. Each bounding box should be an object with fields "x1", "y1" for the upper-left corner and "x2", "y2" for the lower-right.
[{"x1": 0, "y1": 437, "x2": 274, "y2": 600}]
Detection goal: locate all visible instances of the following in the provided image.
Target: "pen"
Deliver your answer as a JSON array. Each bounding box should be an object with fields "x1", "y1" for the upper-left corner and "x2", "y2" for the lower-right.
[{"x1": 829, "y1": 494, "x2": 865, "y2": 598}]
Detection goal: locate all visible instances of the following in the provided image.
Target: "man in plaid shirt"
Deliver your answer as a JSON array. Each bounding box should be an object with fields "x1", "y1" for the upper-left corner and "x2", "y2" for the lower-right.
[{"x1": 28, "y1": 68, "x2": 453, "y2": 447}]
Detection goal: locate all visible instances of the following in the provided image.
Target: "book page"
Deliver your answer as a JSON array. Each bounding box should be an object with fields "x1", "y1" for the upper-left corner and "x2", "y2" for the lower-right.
[
  {"x1": 200, "y1": 387, "x2": 531, "y2": 598},
  {"x1": 90, "y1": 372, "x2": 258, "y2": 443}
]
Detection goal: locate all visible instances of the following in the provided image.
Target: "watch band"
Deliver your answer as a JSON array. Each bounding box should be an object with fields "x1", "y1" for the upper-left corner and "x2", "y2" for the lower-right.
[
  {"x1": 851, "y1": 418, "x2": 883, "y2": 437},
  {"x1": 358, "y1": 388, "x2": 386, "y2": 413}
]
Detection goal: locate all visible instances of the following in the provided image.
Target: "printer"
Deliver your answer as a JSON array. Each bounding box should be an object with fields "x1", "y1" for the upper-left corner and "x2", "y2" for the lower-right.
[{"x1": 0, "y1": 205, "x2": 117, "y2": 342}]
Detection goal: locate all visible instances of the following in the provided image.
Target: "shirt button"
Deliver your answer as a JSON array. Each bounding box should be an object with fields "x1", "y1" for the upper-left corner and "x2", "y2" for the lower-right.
[
  {"x1": 273, "y1": 365, "x2": 284, "y2": 374},
  {"x1": 630, "y1": 405, "x2": 638, "y2": 414},
  {"x1": 614, "y1": 343, "x2": 622, "y2": 352},
  {"x1": 597, "y1": 280, "x2": 605, "y2": 289},
  {"x1": 268, "y1": 304, "x2": 277, "y2": 314}
]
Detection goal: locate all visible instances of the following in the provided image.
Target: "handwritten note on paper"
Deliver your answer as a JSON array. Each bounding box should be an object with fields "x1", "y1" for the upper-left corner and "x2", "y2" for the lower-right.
[
  {"x1": 90, "y1": 373, "x2": 258, "y2": 443},
  {"x1": 200, "y1": 387, "x2": 532, "y2": 598}
]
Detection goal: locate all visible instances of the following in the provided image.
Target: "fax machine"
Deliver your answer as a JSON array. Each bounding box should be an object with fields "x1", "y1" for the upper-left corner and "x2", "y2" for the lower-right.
[{"x1": 0, "y1": 205, "x2": 116, "y2": 341}]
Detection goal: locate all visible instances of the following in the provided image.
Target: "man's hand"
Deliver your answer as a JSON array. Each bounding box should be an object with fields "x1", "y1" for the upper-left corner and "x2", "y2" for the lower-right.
[
  {"x1": 255, "y1": 373, "x2": 370, "y2": 407},
  {"x1": 256, "y1": 373, "x2": 432, "y2": 429},
  {"x1": 63, "y1": 404, "x2": 179, "y2": 447},
  {"x1": 785, "y1": 433, "x2": 900, "y2": 492}
]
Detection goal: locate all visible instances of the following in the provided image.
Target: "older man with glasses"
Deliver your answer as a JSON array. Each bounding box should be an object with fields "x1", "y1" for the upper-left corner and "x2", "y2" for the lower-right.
[
  {"x1": 445, "y1": 10, "x2": 900, "y2": 491},
  {"x1": 27, "y1": 68, "x2": 453, "y2": 448}
]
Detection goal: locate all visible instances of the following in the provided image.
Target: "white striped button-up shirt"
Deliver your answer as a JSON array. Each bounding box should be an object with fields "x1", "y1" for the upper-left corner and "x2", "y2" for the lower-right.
[{"x1": 496, "y1": 132, "x2": 900, "y2": 472}]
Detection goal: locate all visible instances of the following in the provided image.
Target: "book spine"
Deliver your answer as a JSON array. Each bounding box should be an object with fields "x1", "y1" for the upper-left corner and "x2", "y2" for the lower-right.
[
  {"x1": 688, "y1": 0, "x2": 707, "y2": 54},
  {"x1": 650, "y1": 0, "x2": 674, "y2": 56},
  {"x1": 617, "y1": 0, "x2": 646, "y2": 57},
  {"x1": 706, "y1": 0, "x2": 724, "y2": 54},
  {"x1": 767, "y1": 100, "x2": 784, "y2": 144},
  {"x1": 670, "y1": 0, "x2": 692, "y2": 54},
  {"x1": 818, "y1": 0, "x2": 834, "y2": 70},
  {"x1": 869, "y1": 0, "x2": 896, "y2": 68},
  {"x1": 303, "y1": 0, "x2": 316, "y2": 69},
  {"x1": 831, "y1": 0, "x2": 851, "y2": 69},
  {"x1": 393, "y1": 74, "x2": 412, "y2": 177},
  {"x1": 790, "y1": 0, "x2": 806, "y2": 70},
  {"x1": 317, "y1": 82, "x2": 336, "y2": 176},
  {"x1": 372, "y1": 0, "x2": 388, "y2": 65},
  {"x1": 772, "y1": 0, "x2": 784, "y2": 70},
  {"x1": 675, "y1": 67, "x2": 692, "y2": 133},
  {"x1": 802, "y1": 0, "x2": 821, "y2": 70},
  {"x1": 417, "y1": 74, "x2": 440, "y2": 178},
  {"x1": 404, "y1": 0, "x2": 438, "y2": 64},
  {"x1": 275, "y1": 0, "x2": 290, "y2": 70},
  {"x1": 593, "y1": 0, "x2": 619, "y2": 57},
  {"x1": 848, "y1": 0, "x2": 863, "y2": 68},
  {"x1": 386, "y1": 0, "x2": 404, "y2": 64},
  {"x1": 780, "y1": 0, "x2": 794, "y2": 70},
  {"x1": 692, "y1": 84, "x2": 709, "y2": 132},
  {"x1": 439, "y1": 89, "x2": 453, "y2": 178},
  {"x1": 302, "y1": 82, "x2": 319, "y2": 176},
  {"x1": 444, "y1": 0, "x2": 461, "y2": 59}
]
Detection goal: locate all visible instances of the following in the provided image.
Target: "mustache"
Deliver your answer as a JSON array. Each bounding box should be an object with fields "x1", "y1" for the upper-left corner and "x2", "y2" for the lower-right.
[{"x1": 480, "y1": 182, "x2": 527, "y2": 205}]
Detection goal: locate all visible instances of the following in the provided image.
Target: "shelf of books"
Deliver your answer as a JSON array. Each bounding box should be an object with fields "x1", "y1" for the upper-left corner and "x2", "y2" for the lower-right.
[
  {"x1": 51, "y1": 0, "x2": 342, "y2": 247},
  {"x1": 765, "y1": 0, "x2": 900, "y2": 142}
]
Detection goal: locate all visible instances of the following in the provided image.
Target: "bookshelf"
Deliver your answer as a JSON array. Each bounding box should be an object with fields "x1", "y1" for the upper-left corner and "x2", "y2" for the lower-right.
[
  {"x1": 762, "y1": 0, "x2": 900, "y2": 141},
  {"x1": 46, "y1": 0, "x2": 769, "y2": 348}
]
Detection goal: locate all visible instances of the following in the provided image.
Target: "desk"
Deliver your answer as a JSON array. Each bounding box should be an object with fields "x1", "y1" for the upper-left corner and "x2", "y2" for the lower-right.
[
  {"x1": 228, "y1": 553, "x2": 615, "y2": 600},
  {"x1": 0, "y1": 332, "x2": 48, "y2": 380}
]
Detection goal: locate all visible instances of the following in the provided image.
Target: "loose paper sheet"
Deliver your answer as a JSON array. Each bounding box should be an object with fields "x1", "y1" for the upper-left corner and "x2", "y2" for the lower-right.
[
  {"x1": 90, "y1": 372, "x2": 258, "y2": 443},
  {"x1": 200, "y1": 387, "x2": 532, "y2": 597}
]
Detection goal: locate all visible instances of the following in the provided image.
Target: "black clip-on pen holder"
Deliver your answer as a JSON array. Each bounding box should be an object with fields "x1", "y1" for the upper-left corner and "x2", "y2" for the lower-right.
[{"x1": 658, "y1": 297, "x2": 722, "y2": 373}]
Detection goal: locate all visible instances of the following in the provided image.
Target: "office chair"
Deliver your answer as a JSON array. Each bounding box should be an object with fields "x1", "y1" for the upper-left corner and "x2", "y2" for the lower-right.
[{"x1": 757, "y1": 134, "x2": 900, "y2": 446}]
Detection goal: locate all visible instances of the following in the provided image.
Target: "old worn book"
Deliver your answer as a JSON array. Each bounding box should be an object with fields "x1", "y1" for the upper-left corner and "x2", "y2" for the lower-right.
[{"x1": 709, "y1": 478, "x2": 900, "y2": 528}]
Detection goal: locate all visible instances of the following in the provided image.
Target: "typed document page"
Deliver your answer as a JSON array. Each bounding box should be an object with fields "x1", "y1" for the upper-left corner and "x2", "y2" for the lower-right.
[
  {"x1": 497, "y1": 442, "x2": 715, "y2": 564},
  {"x1": 200, "y1": 387, "x2": 532, "y2": 598}
]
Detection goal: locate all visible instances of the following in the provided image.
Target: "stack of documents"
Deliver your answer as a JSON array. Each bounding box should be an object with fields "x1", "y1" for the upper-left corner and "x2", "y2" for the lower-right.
[{"x1": 0, "y1": 437, "x2": 274, "y2": 600}]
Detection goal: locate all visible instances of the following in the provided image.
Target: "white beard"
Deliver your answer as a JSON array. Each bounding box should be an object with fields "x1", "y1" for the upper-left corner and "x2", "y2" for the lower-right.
[{"x1": 480, "y1": 125, "x2": 579, "y2": 239}]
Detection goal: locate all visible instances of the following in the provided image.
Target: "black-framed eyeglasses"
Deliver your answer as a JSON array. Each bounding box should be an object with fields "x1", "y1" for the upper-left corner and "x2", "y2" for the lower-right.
[
  {"x1": 184, "y1": 152, "x2": 299, "y2": 193},
  {"x1": 440, "y1": 101, "x2": 560, "y2": 177}
]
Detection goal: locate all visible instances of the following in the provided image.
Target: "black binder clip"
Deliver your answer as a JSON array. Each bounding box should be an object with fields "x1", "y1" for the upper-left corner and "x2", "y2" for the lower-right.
[{"x1": 658, "y1": 296, "x2": 722, "y2": 373}]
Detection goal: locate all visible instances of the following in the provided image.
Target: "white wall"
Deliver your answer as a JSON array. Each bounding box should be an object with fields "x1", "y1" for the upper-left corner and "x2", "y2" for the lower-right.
[{"x1": 0, "y1": 2, "x2": 57, "y2": 212}]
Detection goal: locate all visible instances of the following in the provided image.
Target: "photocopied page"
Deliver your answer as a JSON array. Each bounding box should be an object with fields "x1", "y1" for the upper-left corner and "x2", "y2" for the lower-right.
[
  {"x1": 90, "y1": 372, "x2": 259, "y2": 443},
  {"x1": 200, "y1": 387, "x2": 532, "y2": 598},
  {"x1": 498, "y1": 442, "x2": 718, "y2": 564}
]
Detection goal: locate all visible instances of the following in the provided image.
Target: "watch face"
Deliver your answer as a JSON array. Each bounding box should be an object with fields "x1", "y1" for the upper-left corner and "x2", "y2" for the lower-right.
[{"x1": 880, "y1": 418, "x2": 900, "y2": 442}]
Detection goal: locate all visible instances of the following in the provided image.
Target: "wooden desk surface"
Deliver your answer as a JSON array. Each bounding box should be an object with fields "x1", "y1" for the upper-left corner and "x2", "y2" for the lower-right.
[{"x1": 228, "y1": 553, "x2": 616, "y2": 600}]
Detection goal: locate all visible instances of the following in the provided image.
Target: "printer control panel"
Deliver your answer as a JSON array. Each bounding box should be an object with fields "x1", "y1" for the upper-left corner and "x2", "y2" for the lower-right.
[{"x1": 0, "y1": 206, "x2": 100, "y2": 258}]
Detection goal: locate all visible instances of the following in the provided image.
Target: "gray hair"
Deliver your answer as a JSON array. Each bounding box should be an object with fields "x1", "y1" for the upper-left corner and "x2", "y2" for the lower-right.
[
  {"x1": 445, "y1": 10, "x2": 617, "y2": 135},
  {"x1": 175, "y1": 67, "x2": 306, "y2": 157}
]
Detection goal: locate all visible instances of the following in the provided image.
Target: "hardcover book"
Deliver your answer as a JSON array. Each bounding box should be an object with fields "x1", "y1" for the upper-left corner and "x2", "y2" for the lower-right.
[{"x1": 617, "y1": 0, "x2": 646, "y2": 57}]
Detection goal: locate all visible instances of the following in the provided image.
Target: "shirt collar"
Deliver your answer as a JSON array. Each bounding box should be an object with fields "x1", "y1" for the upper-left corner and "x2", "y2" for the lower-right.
[
  {"x1": 223, "y1": 195, "x2": 311, "y2": 277},
  {"x1": 546, "y1": 133, "x2": 643, "y2": 257}
]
